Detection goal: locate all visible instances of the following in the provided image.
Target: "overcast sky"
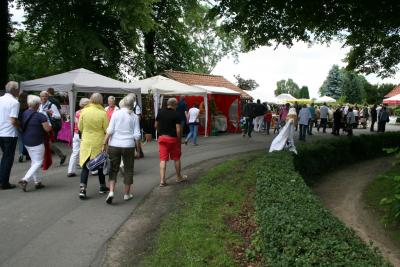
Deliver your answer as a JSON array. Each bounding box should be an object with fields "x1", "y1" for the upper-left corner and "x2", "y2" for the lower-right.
[{"x1": 10, "y1": 5, "x2": 400, "y2": 100}]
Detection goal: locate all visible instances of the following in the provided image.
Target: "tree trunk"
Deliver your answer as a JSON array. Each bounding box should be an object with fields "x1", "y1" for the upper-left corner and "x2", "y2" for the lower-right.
[{"x1": 0, "y1": 0, "x2": 9, "y2": 89}]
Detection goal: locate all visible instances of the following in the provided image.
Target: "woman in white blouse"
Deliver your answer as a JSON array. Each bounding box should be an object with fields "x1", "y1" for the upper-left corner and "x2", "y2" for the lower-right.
[{"x1": 103, "y1": 94, "x2": 141, "y2": 204}]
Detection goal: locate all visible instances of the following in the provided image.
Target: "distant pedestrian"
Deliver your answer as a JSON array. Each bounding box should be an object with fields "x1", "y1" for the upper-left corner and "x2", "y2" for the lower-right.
[
  {"x1": 279, "y1": 103, "x2": 290, "y2": 127},
  {"x1": 332, "y1": 107, "x2": 342, "y2": 136},
  {"x1": 67, "y1": 98, "x2": 90, "y2": 177},
  {"x1": 370, "y1": 104, "x2": 378, "y2": 132},
  {"x1": 264, "y1": 109, "x2": 272, "y2": 135},
  {"x1": 377, "y1": 105, "x2": 389, "y2": 133},
  {"x1": 308, "y1": 103, "x2": 316, "y2": 135},
  {"x1": 347, "y1": 107, "x2": 355, "y2": 136},
  {"x1": 298, "y1": 105, "x2": 311, "y2": 141},
  {"x1": 242, "y1": 101, "x2": 257, "y2": 137},
  {"x1": 78, "y1": 93, "x2": 109, "y2": 200},
  {"x1": 318, "y1": 103, "x2": 329, "y2": 133},
  {"x1": 184, "y1": 103, "x2": 200, "y2": 146},
  {"x1": 103, "y1": 94, "x2": 141, "y2": 204},
  {"x1": 155, "y1": 98, "x2": 187, "y2": 187},
  {"x1": 0, "y1": 81, "x2": 20, "y2": 190},
  {"x1": 18, "y1": 95, "x2": 52, "y2": 192},
  {"x1": 253, "y1": 99, "x2": 266, "y2": 132}
]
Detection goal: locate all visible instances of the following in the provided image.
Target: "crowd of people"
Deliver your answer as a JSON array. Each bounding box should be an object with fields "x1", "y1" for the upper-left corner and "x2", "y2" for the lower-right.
[
  {"x1": 0, "y1": 82, "x2": 187, "y2": 205},
  {"x1": 0, "y1": 80, "x2": 394, "y2": 200},
  {"x1": 242, "y1": 99, "x2": 392, "y2": 141}
]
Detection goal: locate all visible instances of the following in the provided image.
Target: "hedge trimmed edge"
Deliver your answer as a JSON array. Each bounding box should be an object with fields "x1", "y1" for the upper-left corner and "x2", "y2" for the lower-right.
[{"x1": 256, "y1": 132, "x2": 400, "y2": 266}]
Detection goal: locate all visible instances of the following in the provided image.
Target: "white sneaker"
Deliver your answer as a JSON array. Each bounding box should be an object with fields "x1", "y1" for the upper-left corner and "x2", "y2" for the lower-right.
[
  {"x1": 124, "y1": 194, "x2": 133, "y2": 201},
  {"x1": 106, "y1": 192, "x2": 114, "y2": 204}
]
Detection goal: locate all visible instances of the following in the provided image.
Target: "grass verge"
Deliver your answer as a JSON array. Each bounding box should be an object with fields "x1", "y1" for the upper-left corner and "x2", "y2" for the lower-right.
[
  {"x1": 364, "y1": 164, "x2": 400, "y2": 244},
  {"x1": 140, "y1": 152, "x2": 263, "y2": 267}
]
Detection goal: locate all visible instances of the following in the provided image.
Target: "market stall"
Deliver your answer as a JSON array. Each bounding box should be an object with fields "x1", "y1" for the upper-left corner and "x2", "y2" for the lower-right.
[
  {"x1": 131, "y1": 75, "x2": 209, "y2": 136},
  {"x1": 20, "y1": 68, "x2": 140, "y2": 142},
  {"x1": 185, "y1": 85, "x2": 241, "y2": 135}
]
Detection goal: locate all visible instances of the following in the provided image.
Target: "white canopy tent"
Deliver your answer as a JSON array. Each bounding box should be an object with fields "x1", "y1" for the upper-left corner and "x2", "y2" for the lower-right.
[
  {"x1": 20, "y1": 68, "x2": 141, "y2": 136},
  {"x1": 315, "y1": 95, "x2": 337, "y2": 104},
  {"x1": 131, "y1": 75, "x2": 209, "y2": 136},
  {"x1": 194, "y1": 85, "x2": 240, "y2": 95},
  {"x1": 276, "y1": 93, "x2": 297, "y2": 101}
]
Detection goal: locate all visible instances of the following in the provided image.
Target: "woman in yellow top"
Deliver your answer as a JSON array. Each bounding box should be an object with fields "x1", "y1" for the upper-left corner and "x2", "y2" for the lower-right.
[{"x1": 78, "y1": 93, "x2": 109, "y2": 200}]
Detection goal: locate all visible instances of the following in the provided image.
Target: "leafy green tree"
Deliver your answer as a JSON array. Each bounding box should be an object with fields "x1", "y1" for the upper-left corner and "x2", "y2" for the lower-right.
[
  {"x1": 212, "y1": 1, "x2": 400, "y2": 77},
  {"x1": 319, "y1": 65, "x2": 343, "y2": 99},
  {"x1": 275, "y1": 79, "x2": 300, "y2": 97},
  {"x1": 138, "y1": 1, "x2": 239, "y2": 77},
  {"x1": 299, "y1": 86, "x2": 310, "y2": 99},
  {"x1": 234, "y1": 74, "x2": 259, "y2": 91},
  {"x1": 341, "y1": 71, "x2": 363, "y2": 104},
  {"x1": 8, "y1": 29, "x2": 64, "y2": 81},
  {"x1": 16, "y1": 0, "x2": 155, "y2": 79}
]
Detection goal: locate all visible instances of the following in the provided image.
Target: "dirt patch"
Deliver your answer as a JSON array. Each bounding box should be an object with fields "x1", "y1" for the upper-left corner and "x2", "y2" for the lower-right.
[
  {"x1": 226, "y1": 187, "x2": 263, "y2": 267},
  {"x1": 101, "y1": 154, "x2": 258, "y2": 267},
  {"x1": 313, "y1": 157, "x2": 400, "y2": 267}
]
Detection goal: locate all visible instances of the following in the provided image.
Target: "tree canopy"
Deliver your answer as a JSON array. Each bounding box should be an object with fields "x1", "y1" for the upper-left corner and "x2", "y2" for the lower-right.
[
  {"x1": 234, "y1": 74, "x2": 259, "y2": 91},
  {"x1": 6, "y1": 0, "x2": 239, "y2": 82},
  {"x1": 319, "y1": 64, "x2": 396, "y2": 104},
  {"x1": 275, "y1": 79, "x2": 300, "y2": 97},
  {"x1": 212, "y1": 0, "x2": 400, "y2": 77}
]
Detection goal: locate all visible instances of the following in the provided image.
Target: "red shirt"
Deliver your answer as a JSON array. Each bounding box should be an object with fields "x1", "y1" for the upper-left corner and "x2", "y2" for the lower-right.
[
  {"x1": 106, "y1": 106, "x2": 118, "y2": 121},
  {"x1": 264, "y1": 113, "x2": 272, "y2": 122},
  {"x1": 74, "y1": 110, "x2": 81, "y2": 134}
]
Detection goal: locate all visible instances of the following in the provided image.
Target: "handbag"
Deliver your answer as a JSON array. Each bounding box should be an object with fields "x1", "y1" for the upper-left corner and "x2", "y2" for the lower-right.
[{"x1": 87, "y1": 152, "x2": 108, "y2": 171}]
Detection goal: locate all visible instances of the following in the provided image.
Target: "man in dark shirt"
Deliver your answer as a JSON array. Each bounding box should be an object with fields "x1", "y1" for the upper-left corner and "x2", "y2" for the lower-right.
[
  {"x1": 370, "y1": 104, "x2": 377, "y2": 132},
  {"x1": 242, "y1": 101, "x2": 257, "y2": 137},
  {"x1": 155, "y1": 97, "x2": 187, "y2": 187}
]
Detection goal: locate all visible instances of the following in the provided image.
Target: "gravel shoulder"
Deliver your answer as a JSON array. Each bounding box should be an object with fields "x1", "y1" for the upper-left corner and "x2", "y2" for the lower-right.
[{"x1": 313, "y1": 157, "x2": 400, "y2": 267}]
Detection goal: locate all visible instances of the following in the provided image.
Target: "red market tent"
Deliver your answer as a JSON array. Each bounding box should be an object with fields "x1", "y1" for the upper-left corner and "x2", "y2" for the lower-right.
[
  {"x1": 183, "y1": 85, "x2": 241, "y2": 136},
  {"x1": 383, "y1": 94, "x2": 400, "y2": 105}
]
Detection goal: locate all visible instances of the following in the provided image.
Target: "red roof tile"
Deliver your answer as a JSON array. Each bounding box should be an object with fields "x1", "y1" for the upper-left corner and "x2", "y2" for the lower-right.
[
  {"x1": 163, "y1": 70, "x2": 252, "y2": 99},
  {"x1": 385, "y1": 85, "x2": 400, "y2": 98}
]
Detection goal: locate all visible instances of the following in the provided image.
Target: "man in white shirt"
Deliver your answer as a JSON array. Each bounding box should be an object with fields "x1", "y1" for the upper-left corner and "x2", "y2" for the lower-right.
[
  {"x1": 0, "y1": 81, "x2": 20, "y2": 189},
  {"x1": 318, "y1": 103, "x2": 329, "y2": 133},
  {"x1": 39, "y1": 91, "x2": 66, "y2": 165}
]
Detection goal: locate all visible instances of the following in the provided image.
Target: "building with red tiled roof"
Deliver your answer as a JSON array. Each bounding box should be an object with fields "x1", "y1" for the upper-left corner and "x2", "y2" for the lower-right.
[
  {"x1": 385, "y1": 84, "x2": 400, "y2": 98},
  {"x1": 163, "y1": 70, "x2": 252, "y2": 99}
]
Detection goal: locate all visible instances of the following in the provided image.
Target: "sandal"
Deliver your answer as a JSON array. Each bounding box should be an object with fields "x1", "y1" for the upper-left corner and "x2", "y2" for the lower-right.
[
  {"x1": 159, "y1": 182, "x2": 168, "y2": 187},
  {"x1": 176, "y1": 175, "x2": 188, "y2": 183}
]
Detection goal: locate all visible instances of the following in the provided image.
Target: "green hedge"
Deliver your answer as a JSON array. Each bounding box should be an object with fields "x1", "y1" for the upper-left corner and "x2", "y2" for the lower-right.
[
  {"x1": 293, "y1": 132, "x2": 400, "y2": 184},
  {"x1": 255, "y1": 132, "x2": 400, "y2": 266}
]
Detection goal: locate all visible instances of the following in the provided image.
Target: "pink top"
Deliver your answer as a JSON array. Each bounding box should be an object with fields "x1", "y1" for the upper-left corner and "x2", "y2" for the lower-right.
[
  {"x1": 106, "y1": 106, "x2": 118, "y2": 121},
  {"x1": 74, "y1": 110, "x2": 81, "y2": 134}
]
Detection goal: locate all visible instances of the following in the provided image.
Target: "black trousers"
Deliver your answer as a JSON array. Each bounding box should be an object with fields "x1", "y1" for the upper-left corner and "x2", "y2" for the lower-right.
[{"x1": 0, "y1": 137, "x2": 18, "y2": 185}]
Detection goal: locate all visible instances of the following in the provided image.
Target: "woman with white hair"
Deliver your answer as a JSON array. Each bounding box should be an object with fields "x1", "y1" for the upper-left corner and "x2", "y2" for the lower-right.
[
  {"x1": 67, "y1": 98, "x2": 90, "y2": 177},
  {"x1": 103, "y1": 93, "x2": 141, "y2": 204},
  {"x1": 105, "y1": 95, "x2": 119, "y2": 121},
  {"x1": 18, "y1": 95, "x2": 52, "y2": 191},
  {"x1": 78, "y1": 93, "x2": 109, "y2": 200}
]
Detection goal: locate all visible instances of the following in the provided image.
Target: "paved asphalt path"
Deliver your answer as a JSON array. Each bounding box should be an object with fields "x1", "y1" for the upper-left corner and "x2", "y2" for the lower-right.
[{"x1": 0, "y1": 126, "x2": 397, "y2": 266}]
